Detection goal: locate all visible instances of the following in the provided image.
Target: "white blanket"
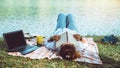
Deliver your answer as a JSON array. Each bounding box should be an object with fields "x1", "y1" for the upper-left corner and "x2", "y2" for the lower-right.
[{"x1": 8, "y1": 38, "x2": 102, "y2": 64}]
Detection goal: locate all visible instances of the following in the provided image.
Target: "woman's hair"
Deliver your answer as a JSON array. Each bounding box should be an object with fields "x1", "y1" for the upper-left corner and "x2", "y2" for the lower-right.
[{"x1": 59, "y1": 43, "x2": 80, "y2": 60}]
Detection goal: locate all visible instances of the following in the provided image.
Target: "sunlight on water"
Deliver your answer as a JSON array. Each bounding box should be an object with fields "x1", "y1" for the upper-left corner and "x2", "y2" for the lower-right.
[{"x1": 0, "y1": 0, "x2": 120, "y2": 37}]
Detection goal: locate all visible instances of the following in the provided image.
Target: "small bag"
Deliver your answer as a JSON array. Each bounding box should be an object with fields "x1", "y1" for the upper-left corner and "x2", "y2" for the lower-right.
[{"x1": 101, "y1": 35, "x2": 119, "y2": 44}]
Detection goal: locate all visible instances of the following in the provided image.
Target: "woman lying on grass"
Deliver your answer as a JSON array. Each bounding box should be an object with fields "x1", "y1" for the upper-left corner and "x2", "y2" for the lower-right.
[{"x1": 44, "y1": 13, "x2": 88, "y2": 60}]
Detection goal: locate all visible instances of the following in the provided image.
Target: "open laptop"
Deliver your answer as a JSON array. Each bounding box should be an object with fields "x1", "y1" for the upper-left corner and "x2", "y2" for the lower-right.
[{"x1": 3, "y1": 30, "x2": 39, "y2": 55}]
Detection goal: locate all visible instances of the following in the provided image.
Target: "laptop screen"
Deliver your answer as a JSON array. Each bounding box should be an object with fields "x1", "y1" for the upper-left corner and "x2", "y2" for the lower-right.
[{"x1": 3, "y1": 30, "x2": 27, "y2": 50}]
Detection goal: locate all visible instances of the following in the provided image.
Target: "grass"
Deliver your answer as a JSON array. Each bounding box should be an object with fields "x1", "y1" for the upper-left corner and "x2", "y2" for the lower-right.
[{"x1": 0, "y1": 36, "x2": 120, "y2": 68}]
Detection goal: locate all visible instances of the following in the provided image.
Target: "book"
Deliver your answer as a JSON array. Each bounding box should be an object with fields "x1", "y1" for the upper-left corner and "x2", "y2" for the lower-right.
[{"x1": 56, "y1": 31, "x2": 78, "y2": 48}]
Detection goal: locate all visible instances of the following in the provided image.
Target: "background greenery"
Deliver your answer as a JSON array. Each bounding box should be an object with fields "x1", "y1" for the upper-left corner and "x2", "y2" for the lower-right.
[{"x1": 0, "y1": 36, "x2": 120, "y2": 68}]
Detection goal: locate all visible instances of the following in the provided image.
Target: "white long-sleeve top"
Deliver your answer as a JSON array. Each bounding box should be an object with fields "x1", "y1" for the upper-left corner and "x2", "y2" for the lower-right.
[{"x1": 44, "y1": 28, "x2": 89, "y2": 52}]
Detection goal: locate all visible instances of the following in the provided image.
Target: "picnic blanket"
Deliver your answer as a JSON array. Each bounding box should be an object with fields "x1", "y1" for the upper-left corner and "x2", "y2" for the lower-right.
[{"x1": 8, "y1": 37, "x2": 102, "y2": 64}]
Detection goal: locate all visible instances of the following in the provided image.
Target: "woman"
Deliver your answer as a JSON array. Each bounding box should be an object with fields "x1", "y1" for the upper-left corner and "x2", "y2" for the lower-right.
[{"x1": 44, "y1": 13, "x2": 87, "y2": 60}]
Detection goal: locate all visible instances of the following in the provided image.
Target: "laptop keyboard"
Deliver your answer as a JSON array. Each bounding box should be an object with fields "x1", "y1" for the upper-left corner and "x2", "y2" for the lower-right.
[
  {"x1": 9, "y1": 45, "x2": 26, "y2": 52},
  {"x1": 20, "y1": 45, "x2": 39, "y2": 55},
  {"x1": 9, "y1": 45, "x2": 39, "y2": 55},
  {"x1": 9, "y1": 45, "x2": 38, "y2": 52}
]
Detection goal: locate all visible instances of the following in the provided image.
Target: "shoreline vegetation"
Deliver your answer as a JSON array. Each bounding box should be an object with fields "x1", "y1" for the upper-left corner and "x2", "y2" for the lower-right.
[{"x1": 0, "y1": 36, "x2": 120, "y2": 68}]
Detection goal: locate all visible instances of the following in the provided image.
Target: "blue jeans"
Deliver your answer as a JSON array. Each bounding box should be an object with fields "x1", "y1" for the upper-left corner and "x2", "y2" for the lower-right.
[{"x1": 55, "y1": 13, "x2": 79, "y2": 32}]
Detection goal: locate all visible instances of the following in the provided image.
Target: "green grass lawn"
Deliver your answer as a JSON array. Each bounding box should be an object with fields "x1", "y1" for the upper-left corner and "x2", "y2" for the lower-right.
[{"x1": 0, "y1": 36, "x2": 120, "y2": 68}]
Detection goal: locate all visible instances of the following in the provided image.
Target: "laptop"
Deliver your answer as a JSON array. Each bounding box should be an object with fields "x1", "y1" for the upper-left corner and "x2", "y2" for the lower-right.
[{"x1": 3, "y1": 30, "x2": 39, "y2": 55}]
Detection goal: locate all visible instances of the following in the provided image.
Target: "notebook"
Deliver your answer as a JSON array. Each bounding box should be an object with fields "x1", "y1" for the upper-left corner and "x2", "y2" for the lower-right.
[{"x1": 3, "y1": 30, "x2": 39, "y2": 55}]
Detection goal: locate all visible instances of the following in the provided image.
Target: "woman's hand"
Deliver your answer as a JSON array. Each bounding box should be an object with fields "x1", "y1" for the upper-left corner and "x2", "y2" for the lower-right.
[
  {"x1": 73, "y1": 34, "x2": 82, "y2": 41},
  {"x1": 48, "y1": 35, "x2": 60, "y2": 42}
]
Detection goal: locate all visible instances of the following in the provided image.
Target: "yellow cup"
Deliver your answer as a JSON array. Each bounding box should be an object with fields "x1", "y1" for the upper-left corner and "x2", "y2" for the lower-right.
[{"x1": 36, "y1": 36, "x2": 44, "y2": 44}]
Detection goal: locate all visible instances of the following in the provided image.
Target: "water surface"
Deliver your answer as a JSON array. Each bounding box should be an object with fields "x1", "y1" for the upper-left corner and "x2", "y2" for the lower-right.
[{"x1": 0, "y1": 0, "x2": 120, "y2": 37}]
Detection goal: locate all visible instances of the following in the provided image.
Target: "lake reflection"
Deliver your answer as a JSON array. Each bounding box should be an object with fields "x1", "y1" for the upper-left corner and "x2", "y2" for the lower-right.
[{"x1": 0, "y1": 0, "x2": 120, "y2": 37}]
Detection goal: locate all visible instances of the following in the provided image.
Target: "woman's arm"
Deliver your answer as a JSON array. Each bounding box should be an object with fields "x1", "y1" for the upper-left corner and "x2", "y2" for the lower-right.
[
  {"x1": 45, "y1": 35, "x2": 61, "y2": 50},
  {"x1": 73, "y1": 34, "x2": 86, "y2": 43},
  {"x1": 73, "y1": 34, "x2": 82, "y2": 41},
  {"x1": 48, "y1": 35, "x2": 60, "y2": 42}
]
